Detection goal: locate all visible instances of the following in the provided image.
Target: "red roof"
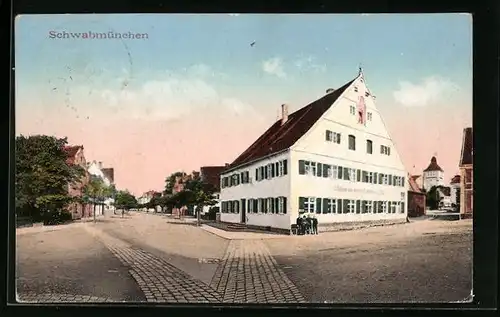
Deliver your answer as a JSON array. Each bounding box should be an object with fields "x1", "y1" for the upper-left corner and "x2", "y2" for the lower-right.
[
  {"x1": 226, "y1": 77, "x2": 356, "y2": 171},
  {"x1": 101, "y1": 168, "x2": 114, "y2": 184},
  {"x1": 459, "y1": 127, "x2": 473, "y2": 166},
  {"x1": 423, "y1": 156, "x2": 444, "y2": 172},
  {"x1": 408, "y1": 174, "x2": 423, "y2": 193},
  {"x1": 450, "y1": 175, "x2": 461, "y2": 184},
  {"x1": 64, "y1": 145, "x2": 83, "y2": 165},
  {"x1": 200, "y1": 166, "x2": 225, "y2": 191}
]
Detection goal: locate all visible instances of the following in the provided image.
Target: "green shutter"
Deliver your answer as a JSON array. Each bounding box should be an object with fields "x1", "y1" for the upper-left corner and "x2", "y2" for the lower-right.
[
  {"x1": 283, "y1": 197, "x2": 287, "y2": 214},
  {"x1": 242, "y1": 199, "x2": 246, "y2": 212},
  {"x1": 337, "y1": 133, "x2": 342, "y2": 144},
  {"x1": 401, "y1": 177, "x2": 405, "y2": 187},
  {"x1": 338, "y1": 166, "x2": 343, "y2": 179},
  {"x1": 274, "y1": 198, "x2": 279, "y2": 213},
  {"x1": 389, "y1": 175, "x2": 393, "y2": 185},
  {"x1": 362, "y1": 201, "x2": 367, "y2": 213},
  {"x1": 322, "y1": 198, "x2": 329, "y2": 213},
  {"x1": 401, "y1": 202, "x2": 405, "y2": 214},
  {"x1": 299, "y1": 197, "x2": 305, "y2": 210},
  {"x1": 343, "y1": 199, "x2": 349, "y2": 214},
  {"x1": 317, "y1": 163, "x2": 323, "y2": 177},
  {"x1": 255, "y1": 168, "x2": 259, "y2": 181},
  {"x1": 357, "y1": 169, "x2": 361, "y2": 181},
  {"x1": 373, "y1": 172, "x2": 378, "y2": 184},
  {"x1": 325, "y1": 130, "x2": 331, "y2": 141},
  {"x1": 264, "y1": 166, "x2": 268, "y2": 179},
  {"x1": 379, "y1": 173, "x2": 383, "y2": 184},
  {"x1": 298, "y1": 160, "x2": 305, "y2": 175},
  {"x1": 283, "y1": 160, "x2": 288, "y2": 175},
  {"x1": 254, "y1": 199, "x2": 258, "y2": 212},
  {"x1": 316, "y1": 198, "x2": 322, "y2": 214},
  {"x1": 271, "y1": 164, "x2": 276, "y2": 177},
  {"x1": 362, "y1": 171, "x2": 367, "y2": 182},
  {"x1": 337, "y1": 199, "x2": 343, "y2": 213},
  {"x1": 356, "y1": 200, "x2": 361, "y2": 214},
  {"x1": 322, "y1": 164, "x2": 328, "y2": 177},
  {"x1": 343, "y1": 167, "x2": 349, "y2": 179}
]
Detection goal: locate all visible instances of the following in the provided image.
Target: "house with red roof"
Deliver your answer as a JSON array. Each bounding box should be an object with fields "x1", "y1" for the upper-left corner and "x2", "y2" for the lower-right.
[
  {"x1": 459, "y1": 127, "x2": 473, "y2": 217},
  {"x1": 64, "y1": 145, "x2": 93, "y2": 219},
  {"x1": 219, "y1": 70, "x2": 409, "y2": 232},
  {"x1": 407, "y1": 173, "x2": 426, "y2": 217}
]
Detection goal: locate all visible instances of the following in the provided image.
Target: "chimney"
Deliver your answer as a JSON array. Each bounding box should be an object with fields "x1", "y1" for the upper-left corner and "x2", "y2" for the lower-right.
[
  {"x1": 281, "y1": 104, "x2": 288, "y2": 125},
  {"x1": 326, "y1": 88, "x2": 335, "y2": 94},
  {"x1": 98, "y1": 161, "x2": 103, "y2": 169}
]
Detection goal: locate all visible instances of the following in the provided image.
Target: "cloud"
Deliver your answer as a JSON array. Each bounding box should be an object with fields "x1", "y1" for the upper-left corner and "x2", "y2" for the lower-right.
[
  {"x1": 393, "y1": 76, "x2": 460, "y2": 107},
  {"x1": 295, "y1": 55, "x2": 327, "y2": 73},
  {"x1": 228, "y1": 13, "x2": 240, "y2": 16},
  {"x1": 38, "y1": 65, "x2": 259, "y2": 121},
  {"x1": 262, "y1": 57, "x2": 286, "y2": 78}
]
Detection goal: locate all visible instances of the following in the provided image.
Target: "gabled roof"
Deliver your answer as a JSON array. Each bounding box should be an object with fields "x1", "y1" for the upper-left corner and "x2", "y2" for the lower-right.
[
  {"x1": 200, "y1": 166, "x2": 225, "y2": 191},
  {"x1": 450, "y1": 174, "x2": 461, "y2": 184},
  {"x1": 101, "y1": 168, "x2": 114, "y2": 184},
  {"x1": 423, "y1": 156, "x2": 444, "y2": 172},
  {"x1": 459, "y1": 127, "x2": 473, "y2": 166},
  {"x1": 408, "y1": 174, "x2": 423, "y2": 193},
  {"x1": 437, "y1": 186, "x2": 451, "y2": 197},
  {"x1": 226, "y1": 77, "x2": 356, "y2": 171},
  {"x1": 64, "y1": 145, "x2": 83, "y2": 165}
]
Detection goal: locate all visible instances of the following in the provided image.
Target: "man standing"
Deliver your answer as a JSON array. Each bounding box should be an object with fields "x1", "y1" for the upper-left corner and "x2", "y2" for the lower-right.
[
  {"x1": 312, "y1": 214, "x2": 318, "y2": 235},
  {"x1": 296, "y1": 215, "x2": 303, "y2": 235}
]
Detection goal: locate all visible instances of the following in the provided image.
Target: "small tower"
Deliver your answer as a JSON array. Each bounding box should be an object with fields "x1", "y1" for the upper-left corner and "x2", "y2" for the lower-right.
[{"x1": 422, "y1": 156, "x2": 445, "y2": 190}]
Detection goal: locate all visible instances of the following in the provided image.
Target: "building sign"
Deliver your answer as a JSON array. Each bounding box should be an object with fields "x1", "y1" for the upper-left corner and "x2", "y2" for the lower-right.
[{"x1": 333, "y1": 185, "x2": 384, "y2": 196}]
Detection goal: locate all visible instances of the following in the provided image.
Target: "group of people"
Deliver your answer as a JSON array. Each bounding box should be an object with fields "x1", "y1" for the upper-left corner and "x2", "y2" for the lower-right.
[{"x1": 295, "y1": 213, "x2": 319, "y2": 235}]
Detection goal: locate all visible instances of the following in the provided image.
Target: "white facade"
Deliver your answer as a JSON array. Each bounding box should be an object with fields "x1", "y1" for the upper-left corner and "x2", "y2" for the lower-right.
[
  {"x1": 219, "y1": 71, "x2": 408, "y2": 231},
  {"x1": 450, "y1": 182, "x2": 460, "y2": 205},
  {"x1": 87, "y1": 160, "x2": 114, "y2": 211},
  {"x1": 202, "y1": 192, "x2": 221, "y2": 214},
  {"x1": 423, "y1": 170, "x2": 445, "y2": 190}
]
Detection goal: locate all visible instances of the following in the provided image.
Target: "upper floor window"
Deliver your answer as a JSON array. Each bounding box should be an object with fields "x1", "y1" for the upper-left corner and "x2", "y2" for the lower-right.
[
  {"x1": 349, "y1": 105, "x2": 356, "y2": 115},
  {"x1": 367, "y1": 112, "x2": 373, "y2": 121},
  {"x1": 380, "y1": 145, "x2": 391, "y2": 156},
  {"x1": 348, "y1": 135, "x2": 356, "y2": 151},
  {"x1": 366, "y1": 140, "x2": 373, "y2": 154},
  {"x1": 325, "y1": 130, "x2": 341, "y2": 144},
  {"x1": 354, "y1": 86, "x2": 359, "y2": 93}
]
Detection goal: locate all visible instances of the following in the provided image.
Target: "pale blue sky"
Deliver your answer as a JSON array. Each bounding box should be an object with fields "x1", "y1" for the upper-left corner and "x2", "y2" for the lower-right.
[{"x1": 16, "y1": 13, "x2": 472, "y2": 107}]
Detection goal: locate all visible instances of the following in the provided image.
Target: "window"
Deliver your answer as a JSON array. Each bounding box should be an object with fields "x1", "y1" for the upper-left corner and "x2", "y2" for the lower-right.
[
  {"x1": 365, "y1": 91, "x2": 370, "y2": 97},
  {"x1": 347, "y1": 200, "x2": 356, "y2": 213},
  {"x1": 380, "y1": 145, "x2": 391, "y2": 155},
  {"x1": 354, "y1": 86, "x2": 358, "y2": 93},
  {"x1": 331, "y1": 165, "x2": 338, "y2": 179},
  {"x1": 267, "y1": 165, "x2": 272, "y2": 180},
  {"x1": 382, "y1": 174, "x2": 389, "y2": 185},
  {"x1": 367, "y1": 112, "x2": 372, "y2": 121},
  {"x1": 400, "y1": 202, "x2": 405, "y2": 214},
  {"x1": 277, "y1": 161, "x2": 284, "y2": 176},
  {"x1": 366, "y1": 200, "x2": 373, "y2": 213},
  {"x1": 326, "y1": 130, "x2": 332, "y2": 141},
  {"x1": 267, "y1": 198, "x2": 273, "y2": 213},
  {"x1": 381, "y1": 201, "x2": 388, "y2": 213},
  {"x1": 257, "y1": 198, "x2": 262, "y2": 213},
  {"x1": 391, "y1": 202, "x2": 397, "y2": 214},
  {"x1": 301, "y1": 197, "x2": 316, "y2": 213},
  {"x1": 248, "y1": 199, "x2": 254, "y2": 213},
  {"x1": 366, "y1": 140, "x2": 373, "y2": 154},
  {"x1": 350, "y1": 105, "x2": 356, "y2": 115},
  {"x1": 366, "y1": 172, "x2": 373, "y2": 183},
  {"x1": 311, "y1": 162, "x2": 317, "y2": 176},
  {"x1": 278, "y1": 197, "x2": 287, "y2": 214},
  {"x1": 346, "y1": 168, "x2": 356, "y2": 182},
  {"x1": 348, "y1": 135, "x2": 356, "y2": 150},
  {"x1": 304, "y1": 161, "x2": 311, "y2": 175}
]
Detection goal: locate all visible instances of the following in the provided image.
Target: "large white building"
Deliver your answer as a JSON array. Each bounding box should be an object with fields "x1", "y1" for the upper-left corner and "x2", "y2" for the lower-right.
[{"x1": 219, "y1": 70, "x2": 409, "y2": 231}]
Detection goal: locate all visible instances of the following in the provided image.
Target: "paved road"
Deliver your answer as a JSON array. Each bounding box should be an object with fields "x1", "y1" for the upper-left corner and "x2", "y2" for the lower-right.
[
  {"x1": 266, "y1": 220, "x2": 473, "y2": 303},
  {"x1": 16, "y1": 225, "x2": 145, "y2": 302}
]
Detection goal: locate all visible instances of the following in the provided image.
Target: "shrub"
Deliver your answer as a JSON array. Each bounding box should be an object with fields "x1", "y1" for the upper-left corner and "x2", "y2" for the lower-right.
[{"x1": 43, "y1": 210, "x2": 73, "y2": 226}]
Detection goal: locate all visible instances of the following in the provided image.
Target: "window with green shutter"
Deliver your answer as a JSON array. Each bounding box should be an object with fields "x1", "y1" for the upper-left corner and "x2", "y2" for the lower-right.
[
  {"x1": 338, "y1": 166, "x2": 343, "y2": 179},
  {"x1": 317, "y1": 163, "x2": 323, "y2": 177},
  {"x1": 362, "y1": 171, "x2": 367, "y2": 182},
  {"x1": 298, "y1": 197, "x2": 305, "y2": 212},
  {"x1": 388, "y1": 175, "x2": 393, "y2": 186},
  {"x1": 373, "y1": 172, "x2": 378, "y2": 184},
  {"x1": 378, "y1": 173, "x2": 383, "y2": 184},
  {"x1": 343, "y1": 167, "x2": 349, "y2": 180},
  {"x1": 357, "y1": 169, "x2": 361, "y2": 181},
  {"x1": 337, "y1": 199, "x2": 342, "y2": 214},
  {"x1": 323, "y1": 198, "x2": 330, "y2": 213},
  {"x1": 356, "y1": 200, "x2": 361, "y2": 214},
  {"x1": 316, "y1": 198, "x2": 322, "y2": 214},
  {"x1": 283, "y1": 160, "x2": 288, "y2": 175},
  {"x1": 322, "y1": 164, "x2": 329, "y2": 177},
  {"x1": 326, "y1": 130, "x2": 332, "y2": 141},
  {"x1": 298, "y1": 160, "x2": 305, "y2": 175},
  {"x1": 401, "y1": 177, "x2": 405, "y2": 187},
  {"x1": 361, "y1": 200, "x2": 367, "y2": 213},
  {"x1": 343, "y1": 199, "x2": 349, "y2": 214}
]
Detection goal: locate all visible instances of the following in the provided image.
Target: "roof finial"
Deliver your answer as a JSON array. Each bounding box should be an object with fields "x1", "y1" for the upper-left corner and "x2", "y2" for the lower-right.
[{"x1": 358, "y1": 63, "x2": 363, "y2": 76}]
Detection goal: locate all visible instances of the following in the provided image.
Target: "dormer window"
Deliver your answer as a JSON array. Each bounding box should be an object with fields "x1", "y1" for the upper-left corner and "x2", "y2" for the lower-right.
[{"x1": 365, "y1": 91, "x2": 370, "y2": 97}]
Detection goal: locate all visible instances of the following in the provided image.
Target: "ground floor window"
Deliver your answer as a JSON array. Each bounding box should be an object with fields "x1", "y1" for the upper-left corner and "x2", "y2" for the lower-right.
[{"x1": 347, "y1": 200, "x2": 356, "y2": 213}]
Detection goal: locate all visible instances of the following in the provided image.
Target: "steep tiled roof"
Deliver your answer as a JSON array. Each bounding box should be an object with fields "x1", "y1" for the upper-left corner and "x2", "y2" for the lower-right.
[
  {"x1": 200, "y1": 166, "x2": 225, "y2": 192},
  {"x1": 101, "y1": 168, "x2": 114, "y2": 184},
  {"x1": 460, "y1": 127, "x2": 473, "y2": 166},
  {"x1": 64, "y1": 145, "x2": 83, "y2": 165},
  {"x1": 226, "y1": 78, "x2": 356, "y2": 171},
  {"x1": 408, "y1": 174, "x2": 423, "y2": 193},
  {"x1": 423, "y1": 156, "x2": 444, "y2": 172},
  {"x1": 450, "y1": 175, "x2": 461, "y2": 184},
  {"x1": 438, "y1": 186, "x2": 451, "y2": 197}
]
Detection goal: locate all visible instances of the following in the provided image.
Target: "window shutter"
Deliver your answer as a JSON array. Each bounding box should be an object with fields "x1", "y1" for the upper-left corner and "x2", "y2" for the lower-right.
[
  {"x1": 317, "y1": 163, "x2": 323, "y2": 177},
  {"x1": 343, "y1": 199, "x2": 349, "y2": 213},
  {"x1": 361, "y1": 201, "x2": 367, "y2": 213},
  {"x1": 263, "y1": 166, "x2": 267, "y2": 179},
  {"x1": 242, "y1": 199, "x2": 246, "y2": 212},
  {"x1": 254, "y1": 199, "x2": 258, "y2": 212},
  {"x1": 362, "y1": 171, "x2": 367, "y2": 182},
  {"x1": 283, "y1": 197, "x2": 287, "y2": 214},
  {"x1": 271, "y1": 164, "x2": 275, "y2": 178},
  {"x1": 323, "y1": 198, "x2": 329, "y2": 213},
  {"x1": 283, "y1": 160, "x2": 288, "y2": 175},
  {"x1": 298, "y1": 160, "x2": 305, "y2": 175},
  {"x1": 392, "y1": 176, "x2": 397, "y2": 186},
  {"x1": 338, "y1": 199, "x2": 343, "y2": 213},
  {"x1": 255, "y1": 168, "x2": 259, "y2": 181},
  {"x1": 357, "y1": 169, "x2": 361, "y2": 181},
  {"x1": 275, "y1": 162, "x2": 279, "y2": 175},
  {"x1": 356, "y1": 200, "x2": 361, "y2": 214},
  {"x1": 337, "y1": 133, "x2": 341, "y2": 144},
  {"x1": 325, "y1": 130, "x2": 331, "y2": 141},
  {"x1": 373, "y1": 172, "x2": 378, "y2": 184},
  {"x1": 236, "y1": 201, "x2": 240, "y2": 213},
  {"x1": 338, "y1": 166, "x2": 343, "y2": 179},
  {"x1": 221, "y1": 202, "x2": 225, "y2": 213},
  {"x1": 388, "y1": 147, "x2": 391, "y2": 155},
  {"x1": 299, "y1": 197, "x2": 305, "y2": 210},
  {"x1": 401, "y1": 177, "x2": 405, "y2": 187},
  {"x1": 316, "y1": 198, "x2": 322, "y2": 214},
  {"x1": 273, "y1": 198, "x2": 278, "y2": 213},
  {"x1": 343, "y1": 167, "x2": 349, "y2": 180},
  {"x1": 401, "y1": 202, "x2": 405, "y2": 214},
  {"x1": 388, "y1": 175, "x2": 393, "y2": 185},
  {"x1": 268, "y1": 198, "x2": 273, "y2": 213},
  {"x1": 378, "y1": 173, "x2": 383, "y2": 184}
]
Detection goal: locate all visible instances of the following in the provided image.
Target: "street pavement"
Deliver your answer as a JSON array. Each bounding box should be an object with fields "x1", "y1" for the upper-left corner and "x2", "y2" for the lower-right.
[{"x1": 16, "y1": 212, "x2": 473, "y2": 304}]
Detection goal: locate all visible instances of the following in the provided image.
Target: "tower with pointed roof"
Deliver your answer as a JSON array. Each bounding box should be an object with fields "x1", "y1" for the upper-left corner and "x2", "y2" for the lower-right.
[{"x1": 422, "y1": 156, "x2": 445, "y2": 190}]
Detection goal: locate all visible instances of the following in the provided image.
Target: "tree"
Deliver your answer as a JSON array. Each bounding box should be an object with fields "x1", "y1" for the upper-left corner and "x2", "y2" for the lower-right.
[
  {"x1": 183, "y1": 174, "x2": 218, "y2": 226},
  {"x1": 83, "y1": 175, "x2": 111, "y2": 222},
  {"x1": 146, "y1": 191, "x2": 162, "y2": 212},
  {"x1": 164, "y1": 172, "x2": 187, "y2": 195},
  {"x1": 114, "y1": 190, "x2": 138, "y2": 211},
  {"x1": 426, "y1": 186, "x2": 439, "y2": 210},
  {"x1": 15, "y1": 135, "x2": 85, "y2": 223}
]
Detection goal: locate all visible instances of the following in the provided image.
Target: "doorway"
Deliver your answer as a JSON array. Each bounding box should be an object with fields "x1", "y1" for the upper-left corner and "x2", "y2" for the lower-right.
[{"x1": 241, "y1": 199, "x2": 246, "y2": 223}]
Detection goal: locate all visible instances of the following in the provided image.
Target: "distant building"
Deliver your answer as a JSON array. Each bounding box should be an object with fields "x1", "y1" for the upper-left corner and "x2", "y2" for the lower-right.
[
  {"x1": 422, "y1": 156, "x2": 445, "y2": 190},
  {"x1": 410, "y1": 175, "x2": 423, "y2": 191},
  {"x1": 64, "y1": 145, "x2": 92, "y2": 219},
  {"x1": 407, "y1": 174, "x2": 426, "y2": 217},
  {"x1": 219, "y1": 70, "x2": 408, "y2": 233},
  {"x1": 459, "y1": 127, "x2": 473, "y2": 217},
  {"x1": 86, "y1": 160, "x2": 115, "y2": 214},
  {"x1": 199, "y1": 166, "x2": 225, "y2": 214},
  {"x1": 450, "y1": 175, "x2": 461, "y2": 206}
]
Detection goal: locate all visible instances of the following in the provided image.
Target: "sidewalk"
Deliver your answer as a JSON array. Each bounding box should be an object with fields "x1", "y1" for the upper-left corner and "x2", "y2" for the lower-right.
[{"x1": 200, "y1": 224, "x2": 287, "y2": 240}]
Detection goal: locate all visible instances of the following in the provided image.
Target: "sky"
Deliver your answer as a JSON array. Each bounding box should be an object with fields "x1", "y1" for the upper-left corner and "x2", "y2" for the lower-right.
[{"x1": 15, "y1": 14, "x2": 473, "y2": 196}]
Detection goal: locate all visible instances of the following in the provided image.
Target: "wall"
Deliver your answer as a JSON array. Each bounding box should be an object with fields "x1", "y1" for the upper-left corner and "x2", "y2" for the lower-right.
[
  {"x1": 423, "y1": 170, "x2": 445, "y2": 190},
  {"x1": 408, "y1": 191, "x2": 426, "y2": 217},
  {"x1": 289, "y1": 74, "x2": 408, "y2": 223},
  {"x1": 289, "y1": 151, "x2": 408, "y2": 223},
  {"x1": 460, "y1": 165, "x2": 473, "y2": 215},
  {"x1": 450, "y1": 183, "x2": 460, "y2": 205},
  {"x1": 219, "y1": 151, "x2": 292, "y2": 229}
]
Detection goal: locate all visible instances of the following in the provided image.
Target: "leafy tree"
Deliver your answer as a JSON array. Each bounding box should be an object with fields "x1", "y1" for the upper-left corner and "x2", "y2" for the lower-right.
[
  {"x1": 15, "y1": 135, "x2": 85, "y2": 222},
  {"x1": 146, "y1": 191, "x2": 162, "y2": 212},
  {"x1": 114, "y1": 190, "x2": 138, "y2": 211},
  {"x1": 426, "y1": 186, "x2": 439, "y2": 210},
  {"x1": 183, "y1": 173, "x2": 218, "y2": 225},
  {"x1": 83, "y1": 175, "x2": 111, "y2": 220},
  {"x1": 164, "y1": 172, "x2": 187, "y2": 195}
]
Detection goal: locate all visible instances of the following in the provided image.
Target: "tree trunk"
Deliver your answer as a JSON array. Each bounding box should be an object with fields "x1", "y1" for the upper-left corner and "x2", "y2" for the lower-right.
[
  {"x1": 197, "y1": 205, "x2": 202, "y2": 226},
  {"x1": 93, "y1": 202, "x2": 96, "y2": 223}
]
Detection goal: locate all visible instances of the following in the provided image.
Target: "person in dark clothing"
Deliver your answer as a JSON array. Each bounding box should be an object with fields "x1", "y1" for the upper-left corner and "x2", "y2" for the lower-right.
[
  {"x1": 312, "y1": 215, "x2": 318, "y2": 235},
  {"x1": 296, "y1": 216, "x2": 303, "y2": 235},
  {"x1": 303, "y1": 215, "x2": 310, "y2": 234}
]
